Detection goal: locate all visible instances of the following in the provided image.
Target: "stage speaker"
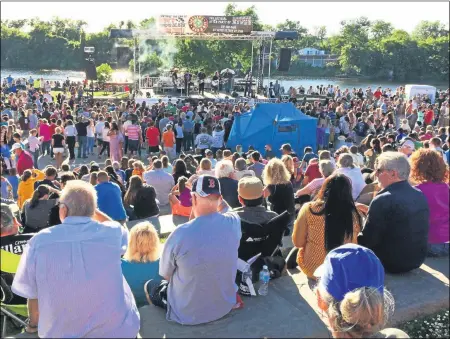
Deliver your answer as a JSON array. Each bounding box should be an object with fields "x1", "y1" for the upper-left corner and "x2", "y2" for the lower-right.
[
  {"x1": 85, "y1": 60, "x2": 97, "y2": 80},
  {"x1": 117, "y1": 47, "x2": 132, "y2": 68},
  {"x1": 278, "y1": 48, "x2": 292, "y2": 72}
]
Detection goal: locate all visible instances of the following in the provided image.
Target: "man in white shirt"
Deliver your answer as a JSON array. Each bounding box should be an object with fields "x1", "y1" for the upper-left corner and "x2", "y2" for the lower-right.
[
  {"x1": 143, "y1": 159, "x2": 175, "y2": 206},
  {"x1": 195, "y1": 127, "x2": 213, "y2": 154},
  {"x1": 94, "y1": 116, "x2": 105, "y2": 156}
]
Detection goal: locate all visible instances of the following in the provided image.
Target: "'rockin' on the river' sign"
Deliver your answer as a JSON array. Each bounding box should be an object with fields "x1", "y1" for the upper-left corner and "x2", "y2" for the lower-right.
[{"x1": 157, "y1": 15, "x2": 253, "y2": 35}]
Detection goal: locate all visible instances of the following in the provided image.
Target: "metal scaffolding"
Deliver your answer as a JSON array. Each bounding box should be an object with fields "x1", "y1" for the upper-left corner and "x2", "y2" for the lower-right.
[{"x1": 110, "y1": 29, "x2": 279, "y2": 93}]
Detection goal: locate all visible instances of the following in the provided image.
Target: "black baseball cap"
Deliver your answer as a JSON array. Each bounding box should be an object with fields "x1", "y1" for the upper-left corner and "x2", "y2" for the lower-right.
[{"x1": 191, "y1": 175, "x2": 221, "y2": 197}]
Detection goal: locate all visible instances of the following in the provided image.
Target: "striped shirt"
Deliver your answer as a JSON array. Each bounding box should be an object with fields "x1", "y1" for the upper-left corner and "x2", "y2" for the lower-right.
[{"x1": 126, "y1": 124, "x2": 140, "y2": 141}]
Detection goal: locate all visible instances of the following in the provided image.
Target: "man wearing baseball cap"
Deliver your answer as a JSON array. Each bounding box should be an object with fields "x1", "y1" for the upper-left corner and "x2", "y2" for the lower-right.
[
  {"x1": 315, "y1": 244, "x2": 409, "y2": 338},
  {"x1": 11, "y1": 143, "x2": 34, "y2": 175},
  {"x1": 145, "y1": 175, "x2": 241, "y2": 325},
  {"x1": 234, "y1": 176, "x2": 278, "y2": 225}
]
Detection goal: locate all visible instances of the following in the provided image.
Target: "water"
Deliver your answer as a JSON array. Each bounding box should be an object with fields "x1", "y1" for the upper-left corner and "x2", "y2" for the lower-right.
[
  {"x1": 0, "y1": 69, "x2": 132, "y2": 83},
  {"x1": 258, "y1": 265, "x2": 270, "y2": 296},
  {"x1": 1, "y1": 68, "x2": 447, "y2": 90}
]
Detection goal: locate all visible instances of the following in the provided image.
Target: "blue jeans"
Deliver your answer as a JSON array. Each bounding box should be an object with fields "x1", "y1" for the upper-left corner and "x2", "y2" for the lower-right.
[
  {"x1": 427, "y1": 243, "x2": 449, "y2": 257},
  {"x1": 41, "y1": 141, "x2": 51, "y2": 156},
  {"x1": 30, "y1": 149, "x2": 39, "y2": 169},
  {"x1": 87, "y1": 137, "x2": 95, "y2": 154},
  {"x1": 77, "y1": 136, "x2": 88, "y2": 158}
]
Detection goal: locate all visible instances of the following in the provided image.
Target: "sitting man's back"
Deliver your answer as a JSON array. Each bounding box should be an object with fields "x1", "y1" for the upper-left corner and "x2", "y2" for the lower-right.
[
  {"x1": 146, "y1": 176, "x2": 241, "y2": 325},
  {"x1": 358, "y1": 152, "x2": 430, "y2": 273},
  {"x1": 12, "y1": 181, "x2": 140, "y2": 338}
]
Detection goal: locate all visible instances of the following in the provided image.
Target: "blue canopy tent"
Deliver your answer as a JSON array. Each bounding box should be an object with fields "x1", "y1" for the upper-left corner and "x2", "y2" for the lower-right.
[{"x1": 227, "y1": 103, "x2": 318, "y2": 158}]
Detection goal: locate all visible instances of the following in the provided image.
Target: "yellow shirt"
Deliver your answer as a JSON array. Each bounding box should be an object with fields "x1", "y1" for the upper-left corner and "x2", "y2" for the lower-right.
[{"x1": 292, "y1": 201, "x2": 361, "y2": 278}]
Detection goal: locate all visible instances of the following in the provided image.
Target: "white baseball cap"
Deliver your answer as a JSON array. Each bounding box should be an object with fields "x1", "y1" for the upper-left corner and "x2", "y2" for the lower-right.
[
  {"x1": 401, "y1": 140, "x2": 415, "y2": 150},
  {"x1": 11, "y1": 143, "x2": 23, "y2": 151}
]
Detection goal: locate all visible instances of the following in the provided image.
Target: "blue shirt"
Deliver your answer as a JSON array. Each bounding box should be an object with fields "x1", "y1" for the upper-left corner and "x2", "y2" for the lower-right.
[
  {"x1": 1, "y1": 178, "x2": 11, "y2": 199},
  {"x1": 0, "y1": 145, "x2": 11, "y2": 158},
  {"x1": 95, "y1": 181, "x2": 127, "y2": 221},
  {"x1": 121, "y1": 259, "x2": 162, "y2": 307},
  {"x1": 115, "y1": 169, "x2": 126, "y2": 183},
  {"x1": 302, "y1": 152, "x2": 318, "y2": 165},
  {"x1": 182, "y1": 119, "x2": 194, "y2": 133},
  {"x1": 12, "y1": 217, "x2": 140, "y2": 338},
  {"x1": 160, "y1": 212, "x2": 241, "y2": 325}
]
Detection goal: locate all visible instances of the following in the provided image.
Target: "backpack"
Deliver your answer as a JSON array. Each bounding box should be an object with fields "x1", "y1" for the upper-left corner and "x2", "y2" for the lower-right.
[{"x1": 355, "y1": 122, "x2": 367, "y2": 137}]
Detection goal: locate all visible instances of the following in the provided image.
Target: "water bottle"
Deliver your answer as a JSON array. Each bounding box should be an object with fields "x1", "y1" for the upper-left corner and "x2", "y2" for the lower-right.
[{"x1": 258, "y1": 265, "x2": 270, "y2": 296}]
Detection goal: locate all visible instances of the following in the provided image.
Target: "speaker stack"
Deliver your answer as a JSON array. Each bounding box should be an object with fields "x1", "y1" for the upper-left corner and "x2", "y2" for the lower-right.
[{"x1": 277, "y1": 48, "x2": 292, "y2": 72}]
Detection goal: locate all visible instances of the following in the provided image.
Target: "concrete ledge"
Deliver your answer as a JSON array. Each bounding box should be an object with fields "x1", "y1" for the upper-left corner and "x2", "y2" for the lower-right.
[
  {"x1": 137, "y1": 257, "x2": 449, "y2": 338},
  {"x1": 6, "y1": 257, "x2": 449, "y2": 339}
]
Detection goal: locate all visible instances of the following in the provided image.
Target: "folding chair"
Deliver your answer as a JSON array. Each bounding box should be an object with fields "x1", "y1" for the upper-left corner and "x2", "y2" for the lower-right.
[{"x1": 1, "y1": 249, "x2": 28, "y2": 337}]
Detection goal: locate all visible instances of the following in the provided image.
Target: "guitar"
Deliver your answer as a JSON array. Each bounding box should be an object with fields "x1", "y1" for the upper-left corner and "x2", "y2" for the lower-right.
[{"x1": 211, "y1": 80, "x2": 219, "y2": 87}]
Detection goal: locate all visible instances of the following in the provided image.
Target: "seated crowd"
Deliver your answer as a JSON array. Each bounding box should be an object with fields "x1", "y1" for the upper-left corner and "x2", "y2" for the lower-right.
[{"x1": 1, "y1": 90, "x2": 449, "y2": 338}]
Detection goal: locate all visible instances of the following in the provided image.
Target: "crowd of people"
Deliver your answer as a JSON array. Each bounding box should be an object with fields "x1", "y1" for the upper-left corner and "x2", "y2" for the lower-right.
[{"x1": 0, "y1": 78, "x2": 449, "y2": 338}]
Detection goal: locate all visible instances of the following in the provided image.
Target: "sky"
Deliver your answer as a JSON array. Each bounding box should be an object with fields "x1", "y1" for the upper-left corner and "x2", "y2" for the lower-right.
[{"x1": 1, "y1": 2, "x2": 449, "y2": 35}]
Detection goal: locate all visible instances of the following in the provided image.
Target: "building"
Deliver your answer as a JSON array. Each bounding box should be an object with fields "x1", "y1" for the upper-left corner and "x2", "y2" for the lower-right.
[{"x1": 297, "y1": 48, "x2": 338, "y2": 68}]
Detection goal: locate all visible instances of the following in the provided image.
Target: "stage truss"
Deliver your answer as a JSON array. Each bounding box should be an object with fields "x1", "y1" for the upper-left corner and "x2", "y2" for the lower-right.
[{"x1": 110, "y1": 29, "x2": 278, "y2": 93}]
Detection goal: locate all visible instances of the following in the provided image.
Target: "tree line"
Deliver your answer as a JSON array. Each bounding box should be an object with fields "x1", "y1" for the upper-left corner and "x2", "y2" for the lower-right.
[{"x1": 1, "y1": 4, "x2": 449, "y2": 82}]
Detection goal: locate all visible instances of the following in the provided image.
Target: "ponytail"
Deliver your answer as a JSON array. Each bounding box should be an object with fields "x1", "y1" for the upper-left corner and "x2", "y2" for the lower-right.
[
  {"x1": 22, "y1": 170, "x2": 32, "y2": 182},
  {"x1": 29, "y1": 185, "x2": 50, "y2": 209},
  {"x1": 178, "y1": 176, "x2": 188, "y2": 193}
]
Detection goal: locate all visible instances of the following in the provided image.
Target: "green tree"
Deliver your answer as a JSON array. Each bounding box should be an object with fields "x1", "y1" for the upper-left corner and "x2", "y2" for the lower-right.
[{"x1": 96, "y1": 63, "x2": 113, "y2": 84}]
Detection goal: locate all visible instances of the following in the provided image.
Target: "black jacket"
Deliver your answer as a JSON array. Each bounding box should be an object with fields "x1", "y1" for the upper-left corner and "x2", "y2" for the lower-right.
[{"x1": 358, "y1": 181, "x2": 430, "y2": 273}]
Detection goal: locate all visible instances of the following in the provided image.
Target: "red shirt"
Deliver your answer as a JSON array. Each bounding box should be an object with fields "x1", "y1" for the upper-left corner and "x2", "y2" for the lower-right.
[
  {"x1": 16, "y1": 150, "x2": 34, "y2": 175},
  {"x1": 49, "y1": 123, "x2": 57, "y2": 136},
  {"x1": 374, "y1": 90, "x2": 382, "y2": 99},
  {"x1": 182, "y1": 106, "x2": 188, "y2": 112},
  {"x1": 305, "y1": 162, "x2": 322, "y2": 182},
  {"x1": 424, "y1": 110, "x2": 434, "y2": 125},
  {"x1": 146, "y1": 127, "x2": 160, "y2": 146}
]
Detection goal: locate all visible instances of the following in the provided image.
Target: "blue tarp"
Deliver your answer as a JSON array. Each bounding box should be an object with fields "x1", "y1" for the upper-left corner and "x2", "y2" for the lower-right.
[{"x1": 227, "y1": 103, "x2": 318, "y2": 158}]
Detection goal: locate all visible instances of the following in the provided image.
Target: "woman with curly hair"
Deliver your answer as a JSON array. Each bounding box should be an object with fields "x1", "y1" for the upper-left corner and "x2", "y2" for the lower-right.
[{"x1": 410, "y1": 149, "x2": 449, "y2": 257}]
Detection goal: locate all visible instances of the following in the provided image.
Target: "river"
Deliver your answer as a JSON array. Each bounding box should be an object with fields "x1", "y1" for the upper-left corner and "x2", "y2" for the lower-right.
[{"x1": 1, "y1": 68, "x2": 447, "y2": 90}]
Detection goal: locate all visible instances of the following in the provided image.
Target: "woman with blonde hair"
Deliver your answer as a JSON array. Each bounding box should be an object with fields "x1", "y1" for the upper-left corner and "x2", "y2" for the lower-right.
[
  {"x1": 263, "y1": 158, "x2": 295, "y2": 219},
  {"x1": 122, "y1": 222, "x2": 162, "y2": 307},
  {"x1": 410, "y1": 149, "x2": 449, "y2": 256},
  {"x1": 281, "y1": 154, "x2": 302, "y2": 188},
  {"x1": 315, "y1": 244, "x2": 407, "y2": 338}
]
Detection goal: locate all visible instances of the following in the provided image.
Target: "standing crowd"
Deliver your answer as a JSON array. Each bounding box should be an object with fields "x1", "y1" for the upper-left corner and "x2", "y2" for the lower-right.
[{"x1": 1, "y1": 78, "x2": 449, "y2": 339}]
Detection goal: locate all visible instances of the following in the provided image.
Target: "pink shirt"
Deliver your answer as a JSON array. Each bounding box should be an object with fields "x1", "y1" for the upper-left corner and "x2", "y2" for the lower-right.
[
  {"x1": 416, "y1": 182, "x2": 449, "y2": 244},
  {"x1": 126, "y1": 125, "x2": 140, "y2": 141},
  {"x1": 39, "y1": 124, "x2": 51, "y2": 142}
]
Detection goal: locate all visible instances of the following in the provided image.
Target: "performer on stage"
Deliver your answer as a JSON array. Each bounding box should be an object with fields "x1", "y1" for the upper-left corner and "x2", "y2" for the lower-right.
[
  {"x1": 244, "y1": 71, "x2": 252, "y2": 98},
  {"x1": 197, "y1": 70, "x2": 206, "y2": 96},
  {"x1": 183, "y1": 71, "x2": 192, "y2": 96},
  {"x1": 211, "y1": 71, "x2": 220, "y2": 94},
  {"x1": 171, "y1": 70, "x2": 178, "y2": 92}
]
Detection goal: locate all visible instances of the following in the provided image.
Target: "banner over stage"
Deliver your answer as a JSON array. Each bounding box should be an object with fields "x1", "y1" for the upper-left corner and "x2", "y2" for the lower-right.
[{"x1": 157, "y1": 15, "x2": 253, "y2": 35}]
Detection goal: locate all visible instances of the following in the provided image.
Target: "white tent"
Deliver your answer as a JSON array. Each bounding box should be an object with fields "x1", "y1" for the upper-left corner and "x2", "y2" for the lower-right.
[{"x1": 405, "y1": 84, "x2": 437, "y2": 103}]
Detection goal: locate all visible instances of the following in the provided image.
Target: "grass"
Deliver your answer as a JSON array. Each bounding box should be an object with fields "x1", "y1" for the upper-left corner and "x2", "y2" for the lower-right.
[
  {"x1": 399, "y1": 310, "x2": 450, "y2": 338},
  {"x1": 50, "y1": 90, "x2": 129, "y2": 100}
]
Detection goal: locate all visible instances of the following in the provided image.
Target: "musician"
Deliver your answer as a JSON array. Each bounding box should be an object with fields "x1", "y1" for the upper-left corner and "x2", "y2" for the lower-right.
[
  {"x1": 212, "y1": 71, "x2": 219, "y2": 94},
  {"x1": 171, "y1": 71, "x2": 178, "y2": 91},
  {"x1": 197, "y1": 70, "x2": 206, "y2": 96},
  {"x1": 244, "y1": 71, "x2": 252, "y2": 98},
  {"x1": 183, "y1": 71, "x2": 192, "y2": 96}
]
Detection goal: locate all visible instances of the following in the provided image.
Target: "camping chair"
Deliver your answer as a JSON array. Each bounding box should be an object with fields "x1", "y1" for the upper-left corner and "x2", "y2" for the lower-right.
[
  {"x1": 238, "y1": 211, "x2": 291, "y2": 262},
  {"x1": 1, "y1": 250, "x2": 28, "y2": 337}
]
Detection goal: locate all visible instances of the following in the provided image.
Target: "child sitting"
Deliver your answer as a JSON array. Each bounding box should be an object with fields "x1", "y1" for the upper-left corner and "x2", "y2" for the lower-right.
[{"x1": 169, "y1": 176, "x2": 192, "y2": 217}]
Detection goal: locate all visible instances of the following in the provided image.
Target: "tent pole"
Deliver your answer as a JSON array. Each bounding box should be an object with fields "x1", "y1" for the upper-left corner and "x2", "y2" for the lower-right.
[
  {"x1": 268, "y1": 39, "x2": 273, "y2": 88},
  {"x1": 138, "y1": 43, "x2": 141, "y2": 93},
  {"x1": 250, "y1": 41, "x2": 254, "y2": 74}
]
